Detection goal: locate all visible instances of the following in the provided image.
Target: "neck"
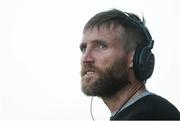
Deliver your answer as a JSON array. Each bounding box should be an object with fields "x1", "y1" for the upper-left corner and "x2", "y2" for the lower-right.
[{"x1": 102, "y1": 81, "x2": 145, "y2": 113}]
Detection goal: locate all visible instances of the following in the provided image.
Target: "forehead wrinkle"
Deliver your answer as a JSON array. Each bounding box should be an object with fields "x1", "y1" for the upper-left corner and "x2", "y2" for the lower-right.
[
  {"x1": 82, "y1": 24, "x2": 126, "y2": 48},
  {"x1": 89, "y1": 24, "x2": 125, "y2": 41}
]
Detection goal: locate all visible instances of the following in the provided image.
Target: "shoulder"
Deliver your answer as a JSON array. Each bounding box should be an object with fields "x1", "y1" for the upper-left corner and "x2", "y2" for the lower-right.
[
  {"x1": 139, "y1": 95, "x2": 179, "y2": 113},
  {"x1": 110, "y1": 94, "x2": 180, "y2": 120},
  {"x1": 140, "y1": 94, "x2": 178, "y2": 109}
]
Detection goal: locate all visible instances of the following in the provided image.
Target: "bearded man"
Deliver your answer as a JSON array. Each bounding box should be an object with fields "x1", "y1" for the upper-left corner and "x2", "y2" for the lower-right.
[{"x1": 79, "y1": 9, "x2": 180, "y2": 120}]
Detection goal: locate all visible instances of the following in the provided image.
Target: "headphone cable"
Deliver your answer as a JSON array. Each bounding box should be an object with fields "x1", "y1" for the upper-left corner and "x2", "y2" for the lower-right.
[
  {"x1": 89, "y1": 83, "x2": 145, "y2": 121},
  {"x1": 90, "y1": 96, "x2": 95, "y2": 121}
]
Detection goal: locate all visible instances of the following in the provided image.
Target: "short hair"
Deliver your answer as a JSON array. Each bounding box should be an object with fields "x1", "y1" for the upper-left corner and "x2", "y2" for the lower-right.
[{"x1": 83, "y1": 9, "x2": 152, "y2": 52}]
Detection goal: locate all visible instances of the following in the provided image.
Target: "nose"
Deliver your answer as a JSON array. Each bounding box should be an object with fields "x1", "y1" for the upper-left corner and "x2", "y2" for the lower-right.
[{"x1": 81, "y1": 49, "x2": 95, "y2": 64}]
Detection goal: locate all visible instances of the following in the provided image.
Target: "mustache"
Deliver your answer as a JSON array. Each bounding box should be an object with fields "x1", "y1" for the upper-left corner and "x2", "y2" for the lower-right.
[{"x1": 81, "y1": 64, "x2": 100, "y2": 77}]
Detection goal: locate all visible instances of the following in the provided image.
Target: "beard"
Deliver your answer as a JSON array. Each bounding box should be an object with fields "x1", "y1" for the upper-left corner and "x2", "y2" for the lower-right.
[{"x1": 81, "y1": 56, "x2": 129, "y2": 98}]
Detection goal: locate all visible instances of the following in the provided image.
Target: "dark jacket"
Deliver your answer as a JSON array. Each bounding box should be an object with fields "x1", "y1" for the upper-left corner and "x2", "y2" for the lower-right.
[{"x1": 110, "y1": 95, "x2": 180, "y2": 120}]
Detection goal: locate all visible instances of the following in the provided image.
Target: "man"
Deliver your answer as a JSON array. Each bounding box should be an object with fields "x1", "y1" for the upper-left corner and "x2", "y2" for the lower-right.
[{"x1": 79, "y1": 9, "x2": 180, "y2": 120}]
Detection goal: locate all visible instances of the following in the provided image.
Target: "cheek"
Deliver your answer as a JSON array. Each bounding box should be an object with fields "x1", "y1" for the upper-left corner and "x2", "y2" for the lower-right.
[
  {"x1": 95, "y1": 56, "x2": 115, "y2": 71},
  {"x1": 96, "y1": 53, "x2": 117, "y2": 64}
]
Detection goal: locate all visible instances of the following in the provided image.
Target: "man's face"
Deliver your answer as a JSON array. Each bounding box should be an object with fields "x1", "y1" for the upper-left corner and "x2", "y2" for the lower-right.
[{"x1": 80, "y1": 26, "x2": 130, "y2": 98}]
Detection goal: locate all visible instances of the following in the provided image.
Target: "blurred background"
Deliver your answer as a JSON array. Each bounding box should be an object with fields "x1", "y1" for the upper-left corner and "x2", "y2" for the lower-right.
[{"x1": 0, "y1": 0, "x2": 180, "y2": 121}]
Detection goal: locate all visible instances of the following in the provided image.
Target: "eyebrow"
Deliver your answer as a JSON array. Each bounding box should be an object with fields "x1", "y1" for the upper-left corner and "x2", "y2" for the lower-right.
[
  {"x1": 80, "y1": 39, "x2": 107, "y2": 47},
  {"x1": 91, "y1": 39, "x2": 107, "y2": 44}
]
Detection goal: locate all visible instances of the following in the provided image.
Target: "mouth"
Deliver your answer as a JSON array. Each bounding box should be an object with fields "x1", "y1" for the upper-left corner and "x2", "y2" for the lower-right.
[
  {"x1": 81, "y1": 66, "x2": 97, "y2": 77},
  {"x1": 82, "y1": 71, "x2": 96, "y2": 83},
  {"x1": 81, "y1": 66, "x2": 97, "y2": 78},
  {"x1": 83, "y1": 70, "x2": 95, "y2": 76},
  {"x1": 85, "y1": 71, "x2": 94, "y2": 76}
]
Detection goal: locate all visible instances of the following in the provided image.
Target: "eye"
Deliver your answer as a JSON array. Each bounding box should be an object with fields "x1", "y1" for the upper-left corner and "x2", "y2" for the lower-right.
[
  {"x1": 80, "y1": 44, "x2": 86, "y2": 53},
  {"x1": 99, "y1": 43, "x2": 107, "y2": 49}
]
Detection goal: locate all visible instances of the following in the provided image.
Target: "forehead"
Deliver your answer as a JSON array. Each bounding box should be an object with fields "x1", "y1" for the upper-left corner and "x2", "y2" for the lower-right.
[{"x1": 81, "y1": 25, "x2": 125, "y2": 45}]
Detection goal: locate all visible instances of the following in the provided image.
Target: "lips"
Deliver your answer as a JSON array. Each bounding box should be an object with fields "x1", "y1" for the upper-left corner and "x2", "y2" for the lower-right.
[
  {"x1": 85, "y1": 71, "x2": 94, "y2": 76},
  {"x1": 82, "y1": 71, "x2": 96, "y2": 82},
  {"x1": 83, "y1": 70, "x2": 95, "y2": 76},
  {"x1": 81, "y1": 67, "x2": 98, "y2": 83},
  {"x1": 81, "y1": 67, "x2": 96, "y2": 77}
]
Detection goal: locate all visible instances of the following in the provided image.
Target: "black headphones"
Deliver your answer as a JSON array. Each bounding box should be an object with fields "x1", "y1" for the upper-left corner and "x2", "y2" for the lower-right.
[
  {"x1": 124, "y1": 13, "x2": 155, "y2": 82},
  {"x1": 133, "y1": 31, "x2": 155, "y2": 82}
]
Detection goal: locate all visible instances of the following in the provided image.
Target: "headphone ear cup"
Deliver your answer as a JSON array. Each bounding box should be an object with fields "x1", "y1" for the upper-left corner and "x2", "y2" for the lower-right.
[{"x1": 133, "y1": 46, "x2": 155, "y2": 81}]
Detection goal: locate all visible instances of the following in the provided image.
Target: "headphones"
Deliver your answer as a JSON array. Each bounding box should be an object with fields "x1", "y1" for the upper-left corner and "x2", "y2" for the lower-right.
[
  {"x1": 124, "y1": 13, "x2": 155, "y2": 82},
  {"x1": 133, "y1": 29, "x2": 155, "y2": 82}
]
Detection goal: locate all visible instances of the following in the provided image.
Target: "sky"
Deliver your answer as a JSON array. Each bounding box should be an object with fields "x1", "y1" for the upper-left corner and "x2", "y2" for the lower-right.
[{"x1": 0, "y1": 0, "x2": 180, "y2": 121}]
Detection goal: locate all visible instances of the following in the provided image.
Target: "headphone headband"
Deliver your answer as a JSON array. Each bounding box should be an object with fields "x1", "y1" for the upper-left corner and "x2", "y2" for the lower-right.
[{"x1": 123, "y1": 12, "x2": 153, "y2": 48}]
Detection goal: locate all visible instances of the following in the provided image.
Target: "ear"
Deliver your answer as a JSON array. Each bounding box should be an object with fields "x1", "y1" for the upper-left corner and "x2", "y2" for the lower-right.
[{"x1": 128, "y1": 51, "x2": 135, "y2": 68}]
